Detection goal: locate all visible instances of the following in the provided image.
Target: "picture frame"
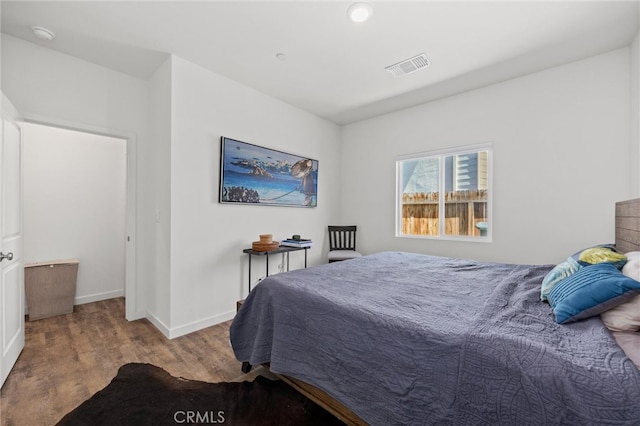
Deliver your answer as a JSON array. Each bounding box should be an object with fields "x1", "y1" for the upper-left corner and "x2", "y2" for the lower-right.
[{"x1": 219, "y1": 136, "x2": 318, "y2": 207}]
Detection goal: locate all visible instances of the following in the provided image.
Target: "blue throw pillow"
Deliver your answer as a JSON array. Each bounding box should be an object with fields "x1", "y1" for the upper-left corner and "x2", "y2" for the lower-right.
[
  {"x1": 540, "y1": 256, "x2": 582, "y2": 302},
  {"x1": 548, "y1": 262, "x2": 640, "y2": 324},
  {"x1": 541, "y1": 244, "x2": 626, "y2": 302}
]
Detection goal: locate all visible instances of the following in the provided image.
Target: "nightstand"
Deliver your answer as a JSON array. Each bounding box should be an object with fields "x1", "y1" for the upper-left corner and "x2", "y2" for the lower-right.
[{"x1": 242, "y1": 245, "x2": 309, "y2": 292}]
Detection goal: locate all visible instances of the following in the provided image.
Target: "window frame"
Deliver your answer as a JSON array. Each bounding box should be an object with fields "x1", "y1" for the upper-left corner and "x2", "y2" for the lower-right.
[{"x1": 395, "y1": 142, "x2": 493, "y2": 242}]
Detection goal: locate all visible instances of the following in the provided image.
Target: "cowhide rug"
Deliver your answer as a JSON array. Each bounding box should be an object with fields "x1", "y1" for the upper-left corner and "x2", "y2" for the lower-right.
[{"x1": 56, "y1": 363, "x2": 344, "y2": 425}]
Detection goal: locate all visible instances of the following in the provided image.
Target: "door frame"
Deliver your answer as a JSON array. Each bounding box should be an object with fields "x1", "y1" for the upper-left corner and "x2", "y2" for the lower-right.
[{"x1": 20, "y1": 113, "x2": 139, "y2": 321}]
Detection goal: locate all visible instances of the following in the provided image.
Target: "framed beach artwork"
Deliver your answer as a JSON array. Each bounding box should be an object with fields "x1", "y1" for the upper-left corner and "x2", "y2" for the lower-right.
[{"x1": 219, "y1": 136, "x2": 318, "y2": 207}]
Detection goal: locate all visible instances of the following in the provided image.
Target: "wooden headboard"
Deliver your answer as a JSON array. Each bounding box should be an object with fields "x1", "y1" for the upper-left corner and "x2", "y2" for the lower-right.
[{"x1": 615, "y1": 198, "x2": 640, "y2": 252}]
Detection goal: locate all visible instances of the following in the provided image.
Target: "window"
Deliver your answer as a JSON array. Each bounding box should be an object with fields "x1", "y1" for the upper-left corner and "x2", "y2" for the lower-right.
[{"x1": 396, "y1": 143, "x2": 492, "y2": 240}]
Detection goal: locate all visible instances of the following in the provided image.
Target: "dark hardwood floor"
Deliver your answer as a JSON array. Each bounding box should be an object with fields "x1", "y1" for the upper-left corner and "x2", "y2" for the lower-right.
[{"x1": 0, "y1": 297, "x2": 262, "y2": 426}]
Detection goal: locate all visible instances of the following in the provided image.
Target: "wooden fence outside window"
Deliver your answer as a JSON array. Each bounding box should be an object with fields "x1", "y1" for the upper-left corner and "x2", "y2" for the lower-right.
[{"x1": 402, "y1": 190, "x2": 488, "y2": 236}]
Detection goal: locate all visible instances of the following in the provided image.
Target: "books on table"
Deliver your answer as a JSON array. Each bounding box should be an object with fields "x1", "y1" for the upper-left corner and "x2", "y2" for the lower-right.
[{"x1": 280, "y1": 238, "x2": 313, "y2": 248}]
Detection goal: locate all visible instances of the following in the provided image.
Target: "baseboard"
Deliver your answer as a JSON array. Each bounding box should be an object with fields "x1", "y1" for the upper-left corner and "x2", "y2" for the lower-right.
[
  {"x1": 146, "y1": 310, "x2": 236, "y2": 339},
  {"x1": 75, "y1": 289, "x2": 124, "y2": 306},
  {"x1": 144, "y1": 309, "x2": 236, "y2": 339},
  {"x1": 168, "y1": 310, "x2": 236, "y2": 339},
  {"x1": 145, "y1": 310, "x2": 171, "y2": 338}
]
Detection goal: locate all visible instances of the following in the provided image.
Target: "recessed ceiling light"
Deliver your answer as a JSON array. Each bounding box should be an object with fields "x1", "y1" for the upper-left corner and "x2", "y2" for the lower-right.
[
  {"x1": 32, "y1": 26, "x2": 55, "y2": 41},
  {"x1": 347, "y1": 2, "x2": 373, "y2": 23}
]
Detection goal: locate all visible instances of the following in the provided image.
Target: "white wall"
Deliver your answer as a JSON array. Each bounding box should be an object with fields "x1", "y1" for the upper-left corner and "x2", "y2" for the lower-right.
[
  {"x1": 631, "y1": 30, "x2": 640, "y2": 196},
  {"x1": 167, "y1": 56, "x2": 341, "y2": 336},
  {"x1": 22, "y1": 122, "x2": 126, "y2": 304},
  {"x1": 145, "y1": 56, "x2": 172, "y2": 330},
  {"x1": 341, "y1": 48, "x2": 632, "y2": 265},
  {"x1": 2, "y1": 34, "x2": 153, "y2": 318}
]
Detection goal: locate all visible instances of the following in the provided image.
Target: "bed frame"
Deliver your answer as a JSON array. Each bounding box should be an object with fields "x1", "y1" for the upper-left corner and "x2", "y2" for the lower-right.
[
  {"x1": 272, "y1": 369, "x2": 367, "y2": 426},
  {"x1": 250, "y1": 198, "x2": 640, "y2": 426}
]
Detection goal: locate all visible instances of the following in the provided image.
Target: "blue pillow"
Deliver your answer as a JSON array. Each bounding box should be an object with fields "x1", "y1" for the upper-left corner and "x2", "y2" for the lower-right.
[
  {"x1": 541, "y1": 244, "x2": 626, "y2": 302},
  {"x1": 548, "y1": 262, "x2": 640, "y2": 324},
  {"x1": 540, "y1": 256, "x2": 582, "y2": 302}
]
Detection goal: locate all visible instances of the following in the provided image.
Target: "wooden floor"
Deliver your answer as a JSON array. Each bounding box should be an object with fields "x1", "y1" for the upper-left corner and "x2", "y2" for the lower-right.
[{"x1": 0, "y1": 297, "x2": 263, "y2": 426}]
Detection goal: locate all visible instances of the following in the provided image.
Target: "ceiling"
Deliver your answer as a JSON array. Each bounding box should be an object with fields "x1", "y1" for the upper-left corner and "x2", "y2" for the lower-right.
[{"x1": 2, "y1": 1, "x2": 639, "y2": 125}]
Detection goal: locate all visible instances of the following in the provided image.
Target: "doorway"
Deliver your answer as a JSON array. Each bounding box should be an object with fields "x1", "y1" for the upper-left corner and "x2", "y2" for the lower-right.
[{"x1": 21, "y1": 122, "x2": 134, "y2": 316}]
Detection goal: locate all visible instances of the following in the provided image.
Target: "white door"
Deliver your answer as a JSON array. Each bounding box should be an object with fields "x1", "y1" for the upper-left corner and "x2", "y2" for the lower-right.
[{"x1": 0, "y1": 95, "x2": 24, "y2": 387}]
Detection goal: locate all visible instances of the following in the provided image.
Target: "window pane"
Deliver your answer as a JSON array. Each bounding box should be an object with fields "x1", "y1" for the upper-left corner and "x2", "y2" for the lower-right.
[
  {"x1": 444, "y1": 151, "x2": 488, "y2": 236},
  {"x1": 397, "y1": 145, "x2": 490, "y2": 240},
  {"x1": 401, "y1": 157, "x2": 439, "y2": 236}
]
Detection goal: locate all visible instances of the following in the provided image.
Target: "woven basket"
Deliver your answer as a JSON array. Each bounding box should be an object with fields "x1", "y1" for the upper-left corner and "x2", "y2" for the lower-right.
[
  {"x1": 252, "y1": 241, "x2": 280, "y2": 251},
  {"x1": 252, "y1": 234, "x2": 278, "y2": 251}
]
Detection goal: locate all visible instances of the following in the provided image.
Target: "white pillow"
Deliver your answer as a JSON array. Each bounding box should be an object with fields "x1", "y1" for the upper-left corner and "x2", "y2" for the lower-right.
[
  {"x1": 622, "y1": 251, "x2": 640, "y2": 280},
  {"x1": 600, "y1": 251, "x2": 640, "y2": 332}
]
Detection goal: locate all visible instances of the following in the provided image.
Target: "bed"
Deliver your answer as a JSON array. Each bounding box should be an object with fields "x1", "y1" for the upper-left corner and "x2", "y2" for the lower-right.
[{"x1": 230, "y1": 200, "x2": 640, "y2": 425}]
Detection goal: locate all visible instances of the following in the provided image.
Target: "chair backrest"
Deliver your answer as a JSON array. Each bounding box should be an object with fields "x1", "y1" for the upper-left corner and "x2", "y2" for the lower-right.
[{"x1": 328, "y1": 226, "x2": 357, "y2": 251}]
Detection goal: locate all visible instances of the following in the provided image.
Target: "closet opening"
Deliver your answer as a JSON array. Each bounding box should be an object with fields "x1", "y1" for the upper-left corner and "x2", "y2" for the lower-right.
[{"x1": 22, "y1": 122, "x2": 135, "y2": 318}]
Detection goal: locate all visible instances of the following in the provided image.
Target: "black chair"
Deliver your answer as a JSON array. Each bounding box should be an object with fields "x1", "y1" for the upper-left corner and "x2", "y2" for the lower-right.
[{"x1": 328, "y1": 225, "x2": 362, "y2": 262}]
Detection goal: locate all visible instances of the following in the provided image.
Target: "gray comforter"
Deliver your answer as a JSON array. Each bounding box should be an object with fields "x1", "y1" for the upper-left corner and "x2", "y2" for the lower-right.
[{"x1": 230, "y1": 252, "x2": 640, "y2": 425}]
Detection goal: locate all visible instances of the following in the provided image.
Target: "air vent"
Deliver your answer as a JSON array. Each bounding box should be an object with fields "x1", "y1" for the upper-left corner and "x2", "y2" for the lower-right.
[{"x1": 385, "y1": 53, "x2": 431, "y2": 77}]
